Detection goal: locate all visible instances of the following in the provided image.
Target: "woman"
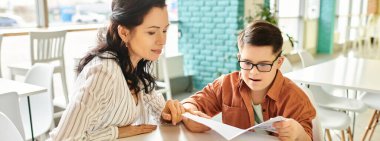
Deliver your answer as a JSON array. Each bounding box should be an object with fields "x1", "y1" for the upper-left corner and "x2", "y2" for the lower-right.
[{"x1": 50, "y1": 0, "x2": 184, "y2": 140}]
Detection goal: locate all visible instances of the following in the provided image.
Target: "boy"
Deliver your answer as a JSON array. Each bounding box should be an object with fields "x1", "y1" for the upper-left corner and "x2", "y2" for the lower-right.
[{"x1": 182, "y1": 21, "x2": 316, "y2": 141}]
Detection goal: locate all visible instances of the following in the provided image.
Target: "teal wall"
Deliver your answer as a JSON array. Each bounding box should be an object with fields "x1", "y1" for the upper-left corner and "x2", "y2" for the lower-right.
[
  {"x1": 178, "y1": 0, "x2": 244, "y2": 89},
  {"x1": 317, "y1": 0, "x2": 336, "y2": 54},
  {"x1": 264, "y1": 0, "x2": 270, "y2": 9}
]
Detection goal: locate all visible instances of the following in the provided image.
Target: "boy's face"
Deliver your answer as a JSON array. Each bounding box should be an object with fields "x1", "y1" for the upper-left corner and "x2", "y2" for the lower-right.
[{"x1": 238, "y1": 45, "x2": 283, "y2": 92}]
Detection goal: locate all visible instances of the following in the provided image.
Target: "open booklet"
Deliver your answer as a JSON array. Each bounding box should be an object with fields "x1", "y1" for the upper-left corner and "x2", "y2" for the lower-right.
[{"x1": 182, "y1": 113, "x2": 286, "y2": 140}]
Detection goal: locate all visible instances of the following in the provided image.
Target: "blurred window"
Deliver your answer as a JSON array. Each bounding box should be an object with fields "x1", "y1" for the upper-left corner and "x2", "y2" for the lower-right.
[
  {"x1": 336, "y1": 0, "x2": 368, "y2": 43},
  {"x1": 166, "y1": 0, "x2": 179, "y2": 57},
  {"x1": 277, "y1": 0, "x2": 302, "y2": 50},
  {"x1": 48, "y1": 0, "x2": 111, "y2": 26},
  {"x1": 0, "y1": 0, "x2": 37, "y2": 29}
]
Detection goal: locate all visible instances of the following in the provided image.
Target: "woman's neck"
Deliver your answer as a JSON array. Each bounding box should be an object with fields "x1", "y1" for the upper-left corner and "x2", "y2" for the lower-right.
[{"x1": 129, "y1": 54, "x2": 142, "y2": 69}]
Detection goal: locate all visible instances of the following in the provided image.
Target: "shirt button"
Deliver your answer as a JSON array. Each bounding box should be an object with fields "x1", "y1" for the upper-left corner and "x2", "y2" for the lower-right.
[{"x1": 262, "y1": 109, "x2": 266, "y2": 112}]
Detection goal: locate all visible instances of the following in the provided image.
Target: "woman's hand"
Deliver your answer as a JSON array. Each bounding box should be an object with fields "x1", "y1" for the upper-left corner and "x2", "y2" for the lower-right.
[
  {"x1": 182, "y1": 110, "x2": 211, "y2": 133},
  {"x1": 118, "y1": 124, "x2": 157, "y2": 138},
  {"x1": 273, "y1": 118, "x2": 312, "y2": 141},
  {"x1": 161, "y1": 99, "x2": 185, "y2": 125}
]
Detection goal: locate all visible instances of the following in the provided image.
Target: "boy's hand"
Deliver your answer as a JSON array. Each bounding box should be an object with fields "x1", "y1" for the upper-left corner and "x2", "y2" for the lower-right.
[
  {"x1": 183, "y1": 110, "x2": 211, "y2": 133},
  {"x1": 273, "y1": 118, "x2": 311, "y2": 141},
  {"x1": 161, "y1": 99, "x2": 185, "y2": 125}
]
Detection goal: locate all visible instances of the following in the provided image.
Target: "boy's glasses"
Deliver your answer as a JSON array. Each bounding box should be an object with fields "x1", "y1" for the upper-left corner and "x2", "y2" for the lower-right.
[{"x1": 238, "y1": 51, "x2": 282, "y2": 72}]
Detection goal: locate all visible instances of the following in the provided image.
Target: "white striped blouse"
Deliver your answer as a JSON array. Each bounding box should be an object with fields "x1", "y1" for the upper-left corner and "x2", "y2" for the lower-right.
[{"x1": 50, "y1": 52, "x2": 166, "y2": 141}]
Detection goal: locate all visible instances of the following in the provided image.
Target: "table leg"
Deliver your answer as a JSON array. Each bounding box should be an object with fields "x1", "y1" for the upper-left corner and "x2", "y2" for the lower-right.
[
  {"x1": 27, "y1": 96, "x2": 35, "y2": 141},
  {"x1": 350, "y1": 90, "x2": 360, "y2": 136}
]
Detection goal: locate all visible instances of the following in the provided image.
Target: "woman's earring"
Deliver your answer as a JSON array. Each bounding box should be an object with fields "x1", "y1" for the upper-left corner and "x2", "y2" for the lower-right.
[
  {"x1": 125, "y1": 42, "x2": 129, "y2": 48},
  {"x1": 122, "y1": 41, "x2": 128, "y2": 48}
]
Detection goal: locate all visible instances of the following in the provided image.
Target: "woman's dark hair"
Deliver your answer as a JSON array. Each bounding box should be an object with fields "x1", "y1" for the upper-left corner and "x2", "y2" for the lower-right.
[
  {"x1": 238, "y1": 20, "x2": 283, "y2": 54},
  {"x1": 77, "y1": 0, "x2": 166, "y2": 94}
]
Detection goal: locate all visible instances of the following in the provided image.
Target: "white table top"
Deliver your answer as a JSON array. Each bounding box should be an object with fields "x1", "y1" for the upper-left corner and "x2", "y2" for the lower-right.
[
  {"x1": 119, "y1": 124, "x2": 279, "y2": 141},
  {"x1": 284, "y1": 57, "x2": 380, "y2": 93},
  {"x1": 0, "y1": 78, "x2": 47, "y2": 97}
]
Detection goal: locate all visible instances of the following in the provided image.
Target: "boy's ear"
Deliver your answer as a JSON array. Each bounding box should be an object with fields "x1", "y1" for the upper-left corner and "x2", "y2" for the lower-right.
[
  {"x1": 117, "y1": 25, "x2": 130, "y2": 43},
  {"x1": 277, "y1": 56, "x2": 284, "y2": 68}
]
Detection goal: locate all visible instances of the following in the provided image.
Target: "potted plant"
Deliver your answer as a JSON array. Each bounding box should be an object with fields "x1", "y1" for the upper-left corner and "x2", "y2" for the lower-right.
[{"x1": 245, "y1": 4, "x2": 297, "y2": 48}]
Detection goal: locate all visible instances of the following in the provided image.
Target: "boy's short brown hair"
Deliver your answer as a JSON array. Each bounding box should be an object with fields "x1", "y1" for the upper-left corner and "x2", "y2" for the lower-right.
[{"x1": 238, "y1": 21, "x2": 283, "y2": 54}]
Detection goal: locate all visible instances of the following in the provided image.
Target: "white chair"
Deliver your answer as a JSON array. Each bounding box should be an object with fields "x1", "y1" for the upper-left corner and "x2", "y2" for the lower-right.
[
  {"x1": 0, "y1": 34, "x2": 3, "y2": 77},
  {"x1": 310, "y1": 85, "x2": 366, "y2": 138},
  {"x1": 154, "y1": 52, "x2": 172, "y2": 100},
  {"x1": 351, "y1": 27, "x2": 365, "y2": 56},
  {"x1": 352, "y1": 22, "x2": 373, "y2": 57},
  {"x1": 319, "y1": 107, "x2": 353, "y2": 141},
  {"x1": 0, "y1": 112, "x2": 24, "y2": 141},
  {"x1": 296, "y1": 85, "x2": 323, "y2": 141},
  {"x1": 297, "y1": 50, "x2": 315, "y2": 68},
  {"x1": 309, "y1": 85, "x2": 367, "y2": 113},
  {"x1": 279, "y1": 56, "x2": 293, "y2": 73},
  {"x1": 19, "y1": 63, "x2": 54, "y2": 140},
  {"x1": 360, "y1": 92, "x2": 380, "y2": 141},
  {"x1": 8, "y1": 30, "x2": 69, "y2": 107},
  {"x1": 0, "y1": 92, "x2": 25, "y2": 139},
  {"x1": 299, "y1": 85, "x2": 353, "y2": 141}
]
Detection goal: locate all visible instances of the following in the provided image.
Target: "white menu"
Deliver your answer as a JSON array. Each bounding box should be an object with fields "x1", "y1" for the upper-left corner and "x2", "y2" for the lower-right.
[{"x1": 182, "y1": 113, "x2": 286, "y2": 140}]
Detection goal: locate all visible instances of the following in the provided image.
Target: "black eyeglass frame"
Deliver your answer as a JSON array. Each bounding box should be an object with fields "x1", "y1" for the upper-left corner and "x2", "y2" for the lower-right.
[{"x1": 238, "y1": 51, "x2": 282, "y2": 72}]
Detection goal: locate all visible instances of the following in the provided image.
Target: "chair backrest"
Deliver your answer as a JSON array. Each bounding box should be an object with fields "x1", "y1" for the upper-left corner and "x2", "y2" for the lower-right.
[
  {"x1": 0, "y1": 92, "x2": 25, "y2": 139},
  {"x1": 308, "y1": 85, "x2": 334, "y2": 106},
  {"x1": 0, "y1": 112, "x2": 24, "y2": 141},
  {"x1": 0, "y1": 34, "x2": 3, "y2": 77},
  {"x1": 297, "y1": 50, "x2": 315, "y2": 68},
  {"x1": 279, "y1": 57, "x2": 293, "y2": 73},
  {"x1": 29, "y1": 30, "x2": 66, "y2": 64},
  {"x1": 297, "y1": 85, "x2": 323, "y2": 141},
  {"x1": 360, "y1": 92, "x2": 380, "y2": 110},
  {"x1": 19, "y1": 63, "x2": 54, "y2": 138}
]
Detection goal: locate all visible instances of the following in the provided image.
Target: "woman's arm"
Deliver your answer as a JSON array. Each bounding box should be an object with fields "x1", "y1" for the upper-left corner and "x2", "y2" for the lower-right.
[
  {"x1": 143, "y1": 91, "x2": 185, "y2": 125},
  {"x1": 143, "y1": 91, "x2": 166, "y2": 122},
  {"x1": 50, "y1": 61, "x2": 118, "y2": 140}
]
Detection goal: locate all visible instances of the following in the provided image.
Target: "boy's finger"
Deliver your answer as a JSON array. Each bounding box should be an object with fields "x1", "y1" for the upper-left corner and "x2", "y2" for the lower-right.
[
  {"x1": 185, "y1": 108, "x2": 196, "y2": 115},
  {"x1": 195, "y1": 111, "x2": 211, "y2": 119},
  {"x1": 162, "y1": 113, "x2": 172, "y2": 120},
  {"x1": 273, "y1": 121, "x2": 284, "y2": 128},
  {"x1": 180, "y1": 105, "x2": 185, "y2": 115}
]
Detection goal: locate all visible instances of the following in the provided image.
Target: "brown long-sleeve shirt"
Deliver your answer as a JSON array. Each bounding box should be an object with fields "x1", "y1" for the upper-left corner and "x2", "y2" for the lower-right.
[{"x1": 182, "y1": 71, "x2": 316, "y2": 138}]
